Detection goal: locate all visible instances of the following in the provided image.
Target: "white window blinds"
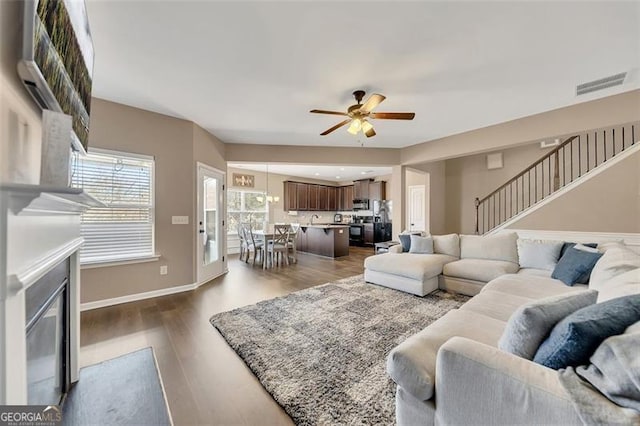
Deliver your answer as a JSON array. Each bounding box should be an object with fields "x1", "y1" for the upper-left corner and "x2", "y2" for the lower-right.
[{"x1": 71, "y1": 149, "x2": 155, "y2": 264}]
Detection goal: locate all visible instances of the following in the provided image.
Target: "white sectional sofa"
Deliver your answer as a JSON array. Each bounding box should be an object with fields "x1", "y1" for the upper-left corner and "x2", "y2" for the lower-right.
[
  {"x1": 369, "y1": 236, "x2": 640, "y2": 425},
  {"x1": 364, "y1": 232, "x2": 521, "y2": 296}
]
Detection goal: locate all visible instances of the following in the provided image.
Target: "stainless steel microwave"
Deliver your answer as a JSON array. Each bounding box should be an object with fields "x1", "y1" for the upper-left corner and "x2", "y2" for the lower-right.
[{"x1": 352, "y1": 199, "x2": 369, "y2": 210}]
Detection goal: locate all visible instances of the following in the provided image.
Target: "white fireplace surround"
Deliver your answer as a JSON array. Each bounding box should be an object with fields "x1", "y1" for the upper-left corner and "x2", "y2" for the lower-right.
[{"x1": 0, "y1": 185, "x2": 100, "y2": 404}]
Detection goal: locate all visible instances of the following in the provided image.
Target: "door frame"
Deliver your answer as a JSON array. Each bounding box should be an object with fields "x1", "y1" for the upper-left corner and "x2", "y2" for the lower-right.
[
  {"x1": 407, "y1": 184, "x2": 426, "y2": 232},
  {"x1": 196, "y1": 162, "x2": 227, "y2": 285}
]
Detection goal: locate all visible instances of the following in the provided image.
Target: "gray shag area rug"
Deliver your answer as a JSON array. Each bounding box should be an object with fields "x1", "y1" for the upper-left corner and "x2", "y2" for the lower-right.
[{"x1": 210, "y1": 275, "x2": 469, "y2": 426}]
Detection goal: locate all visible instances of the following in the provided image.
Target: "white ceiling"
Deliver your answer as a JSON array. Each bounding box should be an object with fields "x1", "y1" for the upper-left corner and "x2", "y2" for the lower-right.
[
  {"x1": 228, "y1": 163, "x2": 391, "y2": 183},
  {"x1": 87, "y1": 1, "x2": 640, "y2": 149}
]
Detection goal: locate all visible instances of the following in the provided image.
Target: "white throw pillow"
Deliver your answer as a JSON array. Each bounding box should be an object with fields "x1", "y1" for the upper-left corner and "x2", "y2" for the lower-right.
[
  {"x1": 409, "y1": 235, "x2": 434, "y2": 254},
  {"x1": 517, "y1": 239, "x2": 564, "y2": 271},
  {"x1": 596, "y1": 268, "x2": 640, "y2": 303},
  {"x1": 460, "y1": 232, "x2": 518, "y2": 263},
  {"x1": 432, "y1": 234, "x2": 460, "y2": 258},
  {"x1": 590, "y1": 245, "x2": 640, "y2": 291}
]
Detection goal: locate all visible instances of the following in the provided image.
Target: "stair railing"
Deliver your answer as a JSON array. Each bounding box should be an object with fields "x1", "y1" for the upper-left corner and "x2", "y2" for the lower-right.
[{"x1": 475, "y1": 122, "x2": 638, "y2": 234}]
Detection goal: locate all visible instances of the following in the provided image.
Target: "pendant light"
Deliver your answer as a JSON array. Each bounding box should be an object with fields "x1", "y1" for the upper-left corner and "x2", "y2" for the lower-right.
[{"x1": 257, "y1": 164, "x2": 279, "y2": 203}]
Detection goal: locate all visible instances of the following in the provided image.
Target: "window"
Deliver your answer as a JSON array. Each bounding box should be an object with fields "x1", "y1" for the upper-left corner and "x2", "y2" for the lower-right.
[
  {"x1": 227, "y1": 190, "x2": 268, "y2": 234},
  {"x1": 71, "y1": 149, "x2": 155, "y2": 264}
]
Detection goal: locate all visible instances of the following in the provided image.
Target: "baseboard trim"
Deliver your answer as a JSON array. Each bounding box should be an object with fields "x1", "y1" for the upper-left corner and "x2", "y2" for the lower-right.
[
  {"x1": 80, "y1": 282, "x2": 198, "y2": 311},
  {"x1": 81, "y1": 268, "x2": 230, "y2": 311}
]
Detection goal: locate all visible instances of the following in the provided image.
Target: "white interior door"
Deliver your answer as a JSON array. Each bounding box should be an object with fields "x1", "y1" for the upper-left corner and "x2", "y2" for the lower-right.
[
  {"x1": 407, "y1": 185, "x2": 426, "y2": 232},
  {"x1": 197, "y1": 163, "x2": 226, "y2": 284}
]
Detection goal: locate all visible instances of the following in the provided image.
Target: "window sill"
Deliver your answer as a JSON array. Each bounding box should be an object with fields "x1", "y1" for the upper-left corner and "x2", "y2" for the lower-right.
[{"x1": 81, "y1": 254, "x2": 161, "y2": 270}]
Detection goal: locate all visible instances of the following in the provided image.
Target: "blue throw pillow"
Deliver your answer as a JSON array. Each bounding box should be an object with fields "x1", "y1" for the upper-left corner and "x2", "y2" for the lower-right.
[
  {"x1": 398, "y1": 233, "x2": 420, "y2": 252},
  {"x1": 533, "y1": 294, "x2": 640, "y2": 369},
  {"x1": 552, "y1": 246, "x2": 603, "y2": 286},
  {"x1": 559, "y1": 242, "x2": 597, "y2": 257}
]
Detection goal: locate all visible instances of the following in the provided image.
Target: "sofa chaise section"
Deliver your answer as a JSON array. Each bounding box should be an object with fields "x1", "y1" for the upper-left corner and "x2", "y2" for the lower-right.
[{"x1": 364, "y1": 253, "x2": 457, "y2": 296}]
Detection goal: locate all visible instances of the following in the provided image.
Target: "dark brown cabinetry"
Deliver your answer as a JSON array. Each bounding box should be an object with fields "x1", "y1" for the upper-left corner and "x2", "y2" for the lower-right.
[
  {"x1": 327, "y1": 187, "x2": 337, "y2": 211},
  {"x1": 342, "y1": 185, "x2": 354, "y2": 210},
  {"x1": 296, "y1": 183, "x2": 309, "y2": 210},
  {"x1": 284, "y1": 181, "x2": 349, "y2": 212},
  {"x1": 354, "y1": 180, "x2": 370, "y2": 200},
  {"x1": 369, "y1": 181, "x2": 385, "y2": 201},
  {"x1": 308, "y1": 184, "x2": 319, "y2": 210},
  {"x1": 318, "y1": 185, "x2": 328, "y2": 210}
]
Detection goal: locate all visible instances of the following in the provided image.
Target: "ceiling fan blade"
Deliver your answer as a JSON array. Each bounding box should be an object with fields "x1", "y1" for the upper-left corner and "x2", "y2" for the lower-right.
[
  {"x1": 370, "y1": 112, "x2": 415, "y2": 120},
  {"x1": 364, "y1": 127, "x2": 376, "y2": 138},
  {"x1": 359, "y1": 93, "x2": 386, "y2": 112},
  {"x1": 310, "y1": 109, "x2": 349, "y2": 116},
  {"x1": 320, "y1": 119, "x2": 352, "y2": 136}
]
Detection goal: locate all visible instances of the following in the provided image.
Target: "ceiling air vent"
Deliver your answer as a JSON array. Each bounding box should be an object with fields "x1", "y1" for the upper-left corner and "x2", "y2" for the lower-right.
[{"x1": 576, "y1": 72, "x2": 627, "y2": 96}]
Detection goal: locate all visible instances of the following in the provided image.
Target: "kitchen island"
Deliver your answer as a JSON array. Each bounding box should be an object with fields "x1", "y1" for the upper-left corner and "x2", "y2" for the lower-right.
[{"x1": 296, "y1": 225, "x2": 350, "y2": 258}]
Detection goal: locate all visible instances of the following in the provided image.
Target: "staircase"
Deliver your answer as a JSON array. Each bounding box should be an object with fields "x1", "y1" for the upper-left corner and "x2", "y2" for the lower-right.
[{"x1": 475, "y1": 121, "x2": 639, "y2": 235}]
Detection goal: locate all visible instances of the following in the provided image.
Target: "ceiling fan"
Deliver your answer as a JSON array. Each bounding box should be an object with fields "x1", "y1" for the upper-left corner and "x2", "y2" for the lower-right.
[{"x1": 310, "y1": 90, "x2": 415, "y2": 138}]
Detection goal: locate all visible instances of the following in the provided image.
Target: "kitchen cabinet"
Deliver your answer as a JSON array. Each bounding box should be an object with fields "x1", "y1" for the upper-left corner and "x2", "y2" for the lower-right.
[
  {"x1": 342, "y1": 185, "x2": 354, "y2": 210},
  {"x1": 308, "y1": 184, "x2": 319, "y2": 210},
  {"x1": 369, "y1": 181, "x2": 385, "y2": 201},
  {"x1": 296, "y1": 183, "x2": 309, "y2": 210},
  {"x1": 297, "y1": 225, "x2": 349, "y2": 257},
  {"x1": 364, "y1": 223, "x2": 374, "y2": 245},
  {"x1": 284, "y1": 181, "x2": 343, "y2": 212},
  {"x1": 354, "y1": 180, "x2": 370, "y2": 199},
  {"x1": 318, "y1": 185, "x2": 328, "y2": 210},
  {"x1": 284, "y1": 181, "x2": 298, "y2": 211},
  {"x1": 327, "y1": 186, "x2": 337, "y2": 211}
]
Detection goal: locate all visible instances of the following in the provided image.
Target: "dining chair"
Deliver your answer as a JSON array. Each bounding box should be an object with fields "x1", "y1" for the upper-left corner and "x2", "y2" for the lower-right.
[
  {"x1": 288, "y1": 223, "x2": 300, "y2": 264},
  {"x1": 237, "y1": 223, "x2": 246, "y2": 262},
  {"x1": 265, "y1": 224, "x2": 290, "y2": 269},
  {"x1": 242, "y1": 223, "x2": 264, "y2": 266}
]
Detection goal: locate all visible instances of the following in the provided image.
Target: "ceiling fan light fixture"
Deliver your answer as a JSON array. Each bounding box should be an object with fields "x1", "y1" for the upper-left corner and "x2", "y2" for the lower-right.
[
  {"x1": 361, "y1": 120, "x2": 373, "y2": 133},
  {"x1": 347, "y1": 120, "x2": 360, "y2": 135}
]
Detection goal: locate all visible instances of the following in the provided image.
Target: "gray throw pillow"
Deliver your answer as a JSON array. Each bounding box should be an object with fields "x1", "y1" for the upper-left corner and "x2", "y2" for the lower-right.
[
  {"x1": 409, "y1": 235, "x2": 433, "y2": 254},
  {"x1": 575, "y1": 321, "x2": 640, "y2": 411},
  {"x1": 498, "y1": 290, "x2": 598, "y2": 360}
]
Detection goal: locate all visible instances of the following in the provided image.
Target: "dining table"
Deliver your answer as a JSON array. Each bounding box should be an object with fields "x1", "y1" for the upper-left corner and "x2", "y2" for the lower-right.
[{"x1": 252, "y1": 226, "x2": 298, "y2": 265}]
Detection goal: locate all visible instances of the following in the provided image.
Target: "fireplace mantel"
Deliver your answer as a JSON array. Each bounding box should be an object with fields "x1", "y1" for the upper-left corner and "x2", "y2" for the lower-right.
[{"x1": 0, "y1": 184, "x2": 101, "y2": 404}]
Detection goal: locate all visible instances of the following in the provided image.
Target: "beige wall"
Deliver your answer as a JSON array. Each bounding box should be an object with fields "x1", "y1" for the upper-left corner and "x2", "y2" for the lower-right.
[
  {"x1": 226, "y1": 143, "x2": 400, "y2": 166},
  {"x1": 402, "y1": 90, "x2": 640, "y2": 165},
  {"x1": 410, "y1": 161, "x2": 447, "y2": 234},
  {"x1": 444, "y1": 142, "x2": 545, "y2": 234},
  {"x1": 81, "y1": 99, "x2": 226, "y2": 303},
  {"x1": 507, "y1": 148, "x2": 640, "y2": 233}
]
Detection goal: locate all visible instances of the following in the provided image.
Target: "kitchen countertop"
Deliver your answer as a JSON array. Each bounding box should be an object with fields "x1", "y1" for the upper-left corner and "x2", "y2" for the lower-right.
[{"x1": 300, "y1": 224, "x2": 350, "y2": 229}]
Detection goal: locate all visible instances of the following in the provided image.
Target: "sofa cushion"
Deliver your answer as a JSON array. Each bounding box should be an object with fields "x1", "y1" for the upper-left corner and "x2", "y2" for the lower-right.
[
  {"x1": 533, "y1": 294, "x2": 640, "y2": 369},
  {"x1": 409, "y1": 235, "x2": 433, "y2": 254},
  {"x1": 443, "y1": 259, "x2": 519, "y2": 283},
  {"x1": 552, "y1": 245, "x2": 603, "y2": 286},
  {"x1": 596, "y1": 268, "x2": 640, "y2": 303},
  {"x1": 482, "y1": 274, "x2": 587, "y2": 300},
  {"x1": 517, "y1": 268, "x2": 552, "y2": 278},
  {"x1": 386, "y1": 309, "x2": 505, "y2": 401},
  {"x1": 364, "y1": 253, "x2": 456, "y2": 281},
  {"x1": 460, "y1": 232, "x2": 518, "y2": 263},
  {"x1": 460, "y1": 290, "x2": 534, "y2": 322},
  {"x1": 517, "y1": 239, "x2": 564, "y2": 271},
  {"x1": 590, "y1": 244, "x2": 640, "y2": 291},
  {"x1": 433, "y1": 234, "x2": 460, "y2": 258},
  {"x1": 498, "y1": 290, "x2": 598, "y2": 360}
]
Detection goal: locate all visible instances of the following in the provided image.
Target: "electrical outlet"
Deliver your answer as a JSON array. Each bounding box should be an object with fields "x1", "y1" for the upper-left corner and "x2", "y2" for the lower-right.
[
  {"x1": 160, "y1": 265, "x2": 168, "y2": 275},
  {"x1": 172, "y1": 216, "x2": 189, "y2": 225}
]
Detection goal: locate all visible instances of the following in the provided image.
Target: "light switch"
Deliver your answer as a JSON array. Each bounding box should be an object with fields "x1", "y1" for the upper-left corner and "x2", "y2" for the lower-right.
[{"x1": 172, "y1": 216, "x2": 189, "y2": 225}]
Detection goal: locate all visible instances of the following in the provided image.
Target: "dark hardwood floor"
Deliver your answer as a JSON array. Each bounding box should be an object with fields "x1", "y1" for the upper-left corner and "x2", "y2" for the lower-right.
[{"x1": 79, "y1": 246, "x2": 373, "y2": 425}]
